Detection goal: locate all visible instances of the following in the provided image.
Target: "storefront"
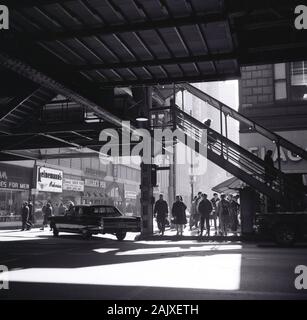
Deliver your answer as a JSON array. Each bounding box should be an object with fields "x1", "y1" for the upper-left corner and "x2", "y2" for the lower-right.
[
  {"x1": 83, "y1": 178, "x2": 107, "y2": 205},
  {"x1": 0, "y1": 163, "x2": 32, "y2": 225},
  {"x1": 124, "y1": 185, "x2": 138, "y2": 216},
  {"x1": 62, "y1": 175, "x2": 84, "y2": 205}
]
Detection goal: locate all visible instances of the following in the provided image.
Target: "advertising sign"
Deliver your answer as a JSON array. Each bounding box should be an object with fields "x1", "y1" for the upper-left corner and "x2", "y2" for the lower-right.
[
  {"x1": 84, "y1": 179, "x2": 106, "y2": 188},
  {"x1": 0, "y1": 164, "x2": 31, "y2": 190},
  {"x1": 63, "y1": 178, "x2": 84, "y2": 192},
  {"x1": 36, "y1": 166, "x2": 63, "y2": 193},
  {"x1": 125, "y1": 190, "x2": 137, "y2": 199}
]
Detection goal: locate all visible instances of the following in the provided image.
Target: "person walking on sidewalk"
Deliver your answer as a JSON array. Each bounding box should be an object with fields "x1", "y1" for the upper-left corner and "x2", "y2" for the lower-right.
[
  {"x1": 217, "y1": 194, "x2": 230, "y2": 236},
  {"x1": 172, "y1": 195, "x2": 187, "y2": 236},
  {"x1": 20, "y1": 202, "x2": 29, "y2": 231},
  {"x1": 40, "y1": 202, "x2": 53, "y2": 231},
  {"x1": 229, "y1": 194, "x2": 240, "y2": 235},
  {"x1": 154, "y1": 194, "x2": 169, "y2": 235},
  {"x1": 194, "y1": 191, "x2": 202, "y2": 229},
  {"x1": 27, "y1": 201, "x2": 33, "y2": 230},
  {"x1": 210, "y1": 193, "x2": 220, "y2": 235},
  {"x1": 189, "y1": 196, "x2": 198, "y2": 230},
  {"x1": 198, "y1": 193, "x2": 213, "y2": 237},
  {"x1": 57, "y1": 202, "x2": 67, "y2": 215}
]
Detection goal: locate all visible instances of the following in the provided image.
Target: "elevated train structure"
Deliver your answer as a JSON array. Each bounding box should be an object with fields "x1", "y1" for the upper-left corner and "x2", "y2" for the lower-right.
[{"x1": 0, "y1": 0, "x2": 306, "y2": 239}]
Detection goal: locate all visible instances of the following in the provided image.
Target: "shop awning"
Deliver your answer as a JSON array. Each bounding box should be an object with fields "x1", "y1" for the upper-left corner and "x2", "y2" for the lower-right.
[{"x1": 212, "y1": 177, "x2": 244, "y2": 194}]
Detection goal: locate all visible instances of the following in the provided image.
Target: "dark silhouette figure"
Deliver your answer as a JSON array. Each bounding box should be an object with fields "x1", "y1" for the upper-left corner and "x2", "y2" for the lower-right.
[
  {"x1": 217, "y1": 194, "x2": 230, "y2": 236},
  {"x1": 27, "y1": 201, "x2": 33, "y2": 229},
  {"x1": 264, "y1": 150, "x2": 276, "y2": 187},
  {"x1": 210, "y1": 193, "x2": 220, "y2": 234},
  {"x1": 21, "y1": 202, "x2": 29, "y2": 231},
  {"x1": 172, "y1": 195, "x2": 187, "y2": 236},
  {"x1": 198, "y1": 193, "x2": 213, "y2": 237},
  {"x1": 154, "y1": 194, "x2": 169, "y2": 235}
]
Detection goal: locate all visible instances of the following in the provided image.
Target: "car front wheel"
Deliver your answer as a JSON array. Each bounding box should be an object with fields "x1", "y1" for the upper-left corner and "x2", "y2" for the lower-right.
[{"x1": 116, "y1": 231, "x2": 126, "y2": 241}]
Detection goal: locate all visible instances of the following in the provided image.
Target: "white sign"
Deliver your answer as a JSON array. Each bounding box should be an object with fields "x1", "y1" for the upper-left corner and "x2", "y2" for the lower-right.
[
  {"x1": 125, "y1": 190, "x2": 137, "y2": 199},
  {"x1": 63, "y1": 178, "x2": 84, "y2": 192},
  {"x1": 36, "y1": 167, "x2": 63, "y2": 193},
  {"x1": 85, "y1": 178, "x2": 106, "y2": 188},
  {"x1": 31, "y1": 188, "x2": 39, "y2": 196}
]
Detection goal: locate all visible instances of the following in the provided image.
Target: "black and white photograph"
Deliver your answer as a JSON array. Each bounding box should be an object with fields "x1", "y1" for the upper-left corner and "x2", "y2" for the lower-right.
[{"x1": 0, "y1": 0, "x2": 307, "y2": 307}]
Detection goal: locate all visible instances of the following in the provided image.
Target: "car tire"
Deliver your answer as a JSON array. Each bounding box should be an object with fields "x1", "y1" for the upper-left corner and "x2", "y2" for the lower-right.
[
  {"x1": 81, "y1": 229, "x2": 92, "y2": 240},
  {"x1": 116, "y1": 231, "x2": 126, "y2": 241},
  {"x1": 53, "y1": 226, "x2": 59, "y2": 237},
  {"x1": 274, "y1": 224, "x2": 296, "y2": 246}
]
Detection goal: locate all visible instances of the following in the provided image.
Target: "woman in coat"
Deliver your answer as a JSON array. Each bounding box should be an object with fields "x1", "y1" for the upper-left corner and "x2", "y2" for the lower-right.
[{"x1": 172, "y1": 195, "x2": 187, "y2": 236}]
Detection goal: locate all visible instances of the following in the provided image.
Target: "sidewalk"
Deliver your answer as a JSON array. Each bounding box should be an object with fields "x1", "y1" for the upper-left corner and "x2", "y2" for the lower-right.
[{"x1": 140, "y1": 222, "x2": 257, "y2": 242}]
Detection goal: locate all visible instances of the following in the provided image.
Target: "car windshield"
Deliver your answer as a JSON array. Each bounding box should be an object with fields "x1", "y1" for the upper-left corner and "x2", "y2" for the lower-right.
[{"x1": 91, "y1": 206, "x2": 122, "y2": 217}]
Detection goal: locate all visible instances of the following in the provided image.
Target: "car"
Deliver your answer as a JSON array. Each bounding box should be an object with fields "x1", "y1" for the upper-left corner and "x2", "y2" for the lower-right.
[
  {"x1": 255, "y1": 212, "x2": 307, "y2": 246},
  {"x1": 48, "y1": 205, "x2": 141, "y2": 241}
]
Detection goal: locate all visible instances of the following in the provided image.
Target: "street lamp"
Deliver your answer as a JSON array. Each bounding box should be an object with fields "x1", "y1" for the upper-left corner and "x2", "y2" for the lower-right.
[{"x1": 136, "y1": 110, "x2": 148, "y2": 122}]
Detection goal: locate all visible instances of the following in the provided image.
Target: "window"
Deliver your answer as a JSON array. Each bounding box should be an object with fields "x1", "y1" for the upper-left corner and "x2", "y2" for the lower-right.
[
  {"x1": 92, "y1": 206, "x2": 121, "y2": 217},
  {"x1": 274, "y1": 63, "x2": 287, "y2": 100},
  {"x1": 290, "y1": 61, "x2": 307, "y2": 101}
]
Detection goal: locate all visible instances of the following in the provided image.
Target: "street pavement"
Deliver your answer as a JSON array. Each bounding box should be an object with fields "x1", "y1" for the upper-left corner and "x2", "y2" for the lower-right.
[{"x1": 0, "y1": 228, "x2": 307, "y2": 300}]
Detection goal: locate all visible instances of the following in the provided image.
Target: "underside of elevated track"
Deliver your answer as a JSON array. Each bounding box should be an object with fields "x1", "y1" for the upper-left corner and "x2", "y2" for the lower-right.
[{"x1": 0, "y1": 0, "x2": 307, "y2": 229}]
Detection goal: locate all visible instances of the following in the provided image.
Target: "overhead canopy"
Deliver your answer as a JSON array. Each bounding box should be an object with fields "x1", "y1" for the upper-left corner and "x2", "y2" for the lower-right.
[
  {"x1": 212, "y1": 177, "x2": 244, "y2": 194},
  {"x1": 0, "y1": 0, "x2": 306, "y2": 160}
]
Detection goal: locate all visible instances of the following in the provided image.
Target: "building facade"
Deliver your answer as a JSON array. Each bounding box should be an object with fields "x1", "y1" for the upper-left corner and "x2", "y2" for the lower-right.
[
  {"x1": 239, "y1": 62, "x2": 307, "y2": 180},
  {"x1": 0, "y1": 154, "x2": 141, "y2": 228}
]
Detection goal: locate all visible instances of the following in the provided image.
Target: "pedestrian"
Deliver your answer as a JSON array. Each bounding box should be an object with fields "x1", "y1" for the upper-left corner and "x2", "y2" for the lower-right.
[
  {"x1": 189, "y1": 196, "x2": 198, "y2": 230},
  {"x1": 210, "y1": 193, "x2": 220, "y2": 235},
  {"x1": 20, "y1": 202, "x2": 29, "y2": 231},
  {"x1": 234, "y1": 194, "x2": 240, "y2": 227},
  {"x1": 40, "y1": 202, "x2": 53, "y2": 231},
  {"x1": 27, "y1": 201, "x2": 33, "y2": 230},
  {"x1": 54, "y1": 203, "x2": 59, "y2": 216},
  {"x1": 198, "y1": 193, "x2": 213, "y2": 237},
  {"x1": 171, "y1": 195, "x2": 187, "y2": 236},
  {"x1": 228, "y1": 194, "x2": 240, "y2": 234},
  {"x1": 154, "y1": 194, "x2": 169, "y2": 235},
  {"x1": 264, "y1": 150, "x2": 276, "y2": 187},
  {"x1": 57, "y1": 202, "x2": 66, "y2": 215},
  {"x1": 66, "y1": 201, "x2": 75, "y2": 215},
  {"x1": 194, "y1": 191, "x2": 202, "y2": 229},
  {"x1": 217, "y1": 194, "x2": 230, "y2": 236}
]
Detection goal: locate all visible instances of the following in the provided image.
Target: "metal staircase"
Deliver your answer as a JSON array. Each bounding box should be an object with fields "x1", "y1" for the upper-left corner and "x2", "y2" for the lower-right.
[
  {"x1": 180, "y1": 83, "x2": 307, "y2": 162},
  {"x1": 174, "y1": 107, "x2": 304, "y2": 210},
  {"x1": 0, "y1": 87, "x2": 56, "y2": 134}
]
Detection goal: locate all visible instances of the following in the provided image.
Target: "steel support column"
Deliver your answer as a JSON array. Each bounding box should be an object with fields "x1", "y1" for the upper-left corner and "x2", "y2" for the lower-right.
[{"x1": 137, "y1": 87, "x2": 154, "y2": 236}]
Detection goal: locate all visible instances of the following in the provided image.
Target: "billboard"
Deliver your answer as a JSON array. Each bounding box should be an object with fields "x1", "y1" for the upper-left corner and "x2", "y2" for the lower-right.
[
  {"x1": 36, "y1": 166, "x2": 63, "y2": 193},
  {"x1": 63, "y1": 178, "x2": 84, "y2": 192}
]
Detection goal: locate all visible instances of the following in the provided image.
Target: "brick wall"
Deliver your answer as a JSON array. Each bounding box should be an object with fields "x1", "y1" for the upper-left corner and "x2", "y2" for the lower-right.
[{"x1": 240, "y1": 65, "x2": 274, "y2": 108}]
